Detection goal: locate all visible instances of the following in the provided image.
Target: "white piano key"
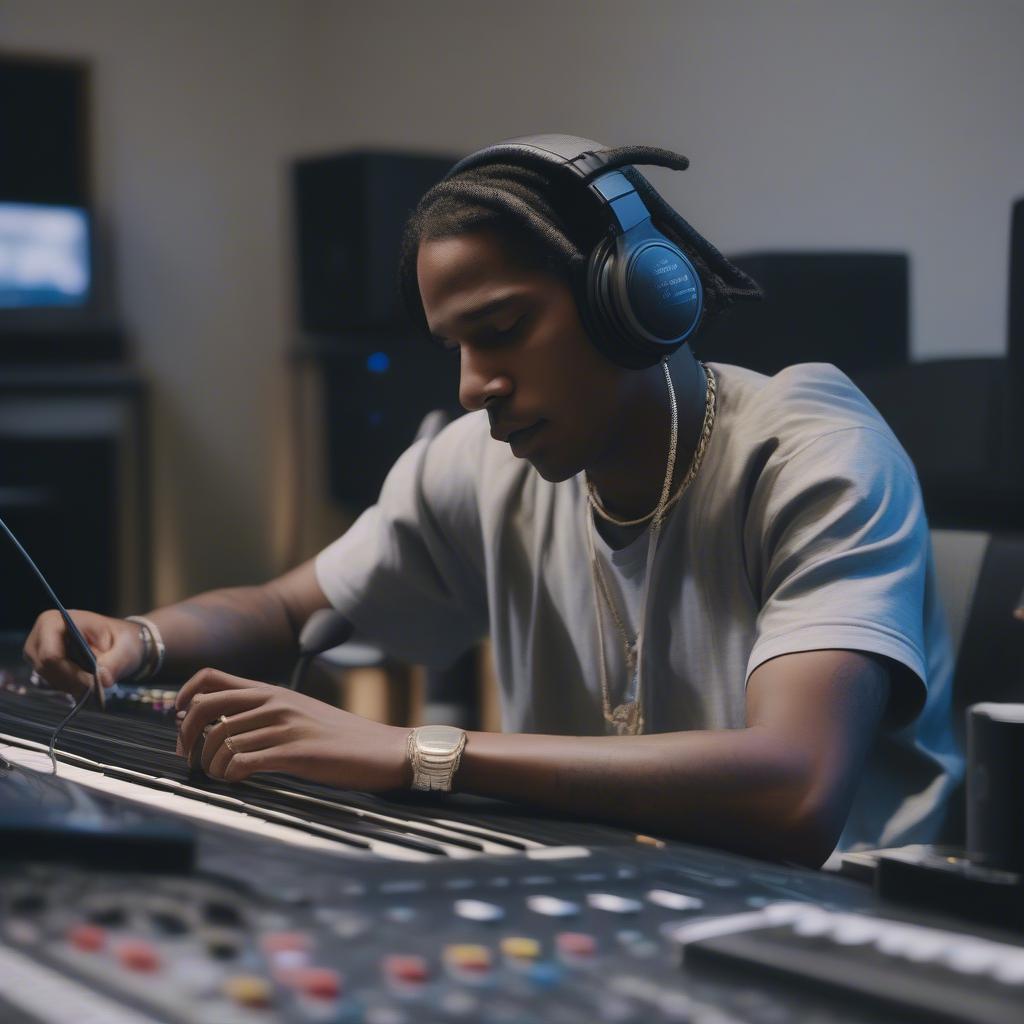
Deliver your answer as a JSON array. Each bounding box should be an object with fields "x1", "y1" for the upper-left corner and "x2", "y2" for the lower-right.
[{"x1": 0, "y1": 735, "x2": 434, "y2": 862}]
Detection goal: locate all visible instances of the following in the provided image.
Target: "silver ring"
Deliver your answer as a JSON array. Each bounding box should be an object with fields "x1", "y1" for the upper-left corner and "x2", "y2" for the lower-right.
[
  {"x1": 29, "y1": 670, "x2": 43, "y2": 687},
  {"x1": 224, "y1": 734, "x2": 238, "y2": 754}
]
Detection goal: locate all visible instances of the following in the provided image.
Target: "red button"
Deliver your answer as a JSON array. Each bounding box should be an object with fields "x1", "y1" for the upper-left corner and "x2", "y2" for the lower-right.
[
  {"x1": 556, "y1": 932, "x2": 597, "y2": 958},
  {"x1": 116, "y1": 940, "x2": 161, "y2": 972},
  {"x1": 261, "y1": 931, "x2": 311, "y2": 955},
  {"x1": 67, "y1": 924, "x2": 106, "y2": 953},
  {"x1": 383, "y1": 954, "x2": 430, "y2": 984},
  {"x1": 285, "y1": 967, "x2": 343, "y2": 1000}
]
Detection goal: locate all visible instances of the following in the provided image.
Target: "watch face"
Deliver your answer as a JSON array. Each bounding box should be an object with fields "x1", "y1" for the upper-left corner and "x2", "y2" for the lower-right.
[{"x1": 417, "y1": 725, "x2": 463, "y2": 755}]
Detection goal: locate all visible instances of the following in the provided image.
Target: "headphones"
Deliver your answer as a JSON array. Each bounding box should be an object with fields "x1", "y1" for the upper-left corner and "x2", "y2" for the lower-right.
[{"x1": 444, "y1": 134, "x2": 703, "y2": 370}]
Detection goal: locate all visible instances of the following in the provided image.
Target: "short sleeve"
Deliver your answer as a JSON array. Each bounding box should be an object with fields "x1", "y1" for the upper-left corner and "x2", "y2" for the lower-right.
[
  {"x1": 745, "y1": 426, "x2": 929, "y2": 728},
  {"x1": 314, "y1": 419, "x2": 489, "y2": 667}
]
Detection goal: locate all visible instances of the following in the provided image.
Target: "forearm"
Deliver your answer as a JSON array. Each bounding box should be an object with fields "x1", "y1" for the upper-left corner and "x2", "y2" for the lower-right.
[
  {"x1": 456, "y1": 726, "x2": 831, "y2": 867},
  {"x1": 143, "y1": 585, "x2": 301, "y2": 684}
]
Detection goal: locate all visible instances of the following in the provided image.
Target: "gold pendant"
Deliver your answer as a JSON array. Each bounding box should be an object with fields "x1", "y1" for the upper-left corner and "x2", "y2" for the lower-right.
[{"x1": 608, "y1": 701, "x2": 641, "y2": 736}]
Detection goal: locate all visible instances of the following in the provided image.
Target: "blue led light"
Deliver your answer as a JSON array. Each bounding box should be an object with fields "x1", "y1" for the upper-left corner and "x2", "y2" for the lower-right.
[{"x1": 366, "y1": 351, "x2": 390, "y2": 374}]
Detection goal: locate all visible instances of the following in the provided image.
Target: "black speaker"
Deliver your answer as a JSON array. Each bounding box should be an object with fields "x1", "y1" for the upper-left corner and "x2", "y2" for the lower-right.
[
  {"x1": 695, "y1": 252, "x2": 909, "y2": 376},
  {"x1": 0, "y1": 438, "x2": 117, "y2": 636},
  {"x1": 293, "y1": 151, "x2": 455, "y2": 334},
  {"x1": 0, "y1": 55, "x2": 90, "y2": 205},
  {"x1": 320, "y1": 340, "x2": 462, "y2": 511},
  {"x1": 1009, "y1": 197, "x2": 1023, "y2": 370}
]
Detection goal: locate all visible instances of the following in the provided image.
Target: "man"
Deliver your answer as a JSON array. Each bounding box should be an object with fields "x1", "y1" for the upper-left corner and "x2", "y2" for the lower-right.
[{"x1": 23, "y1": 137, "x2": 962, "y2": 868}]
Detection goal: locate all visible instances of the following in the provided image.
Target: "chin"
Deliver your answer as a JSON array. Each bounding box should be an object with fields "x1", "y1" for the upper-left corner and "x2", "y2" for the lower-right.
[{"x1": 526, "y1": 453, "x2": 581, "y2": 484}]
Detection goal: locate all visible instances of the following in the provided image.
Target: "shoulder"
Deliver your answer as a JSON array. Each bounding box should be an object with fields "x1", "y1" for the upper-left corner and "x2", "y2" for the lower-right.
[
  {"x1": 709, "y1": 360, "x2": 912, "y2": 475},
  {"x1": 714, "y1": 361, "x2": 897, "y2": 439}
]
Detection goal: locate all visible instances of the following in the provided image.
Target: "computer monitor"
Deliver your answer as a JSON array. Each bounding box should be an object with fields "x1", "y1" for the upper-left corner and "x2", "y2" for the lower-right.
[{"x1": 0, "y1": 201, "x2": 91, "y2": 310}]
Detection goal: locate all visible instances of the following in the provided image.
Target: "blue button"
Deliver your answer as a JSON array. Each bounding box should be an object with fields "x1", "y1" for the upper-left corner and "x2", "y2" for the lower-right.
[{"x1": 527, "y1": 962, "x2": 564, "y2": 989}]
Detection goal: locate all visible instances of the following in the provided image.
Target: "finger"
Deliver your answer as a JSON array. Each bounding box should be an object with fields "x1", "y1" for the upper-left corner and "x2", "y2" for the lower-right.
[
  {"x1": 195, "y1": 704, "x2": 288, "y2": 770},
  {"x1": 96, "y1": 628, "x2": 146, "y2": 687},
  {"x1": 200, "y1": 711, "x2": 286, "y2": 773},
  {"x1": 21, "y1": 611, "x2": 53, "y2": 667},
  {"x1": 206, "y1": 725, "x2": 289, "y2": 780},
  {"x1": 179, "y1": 689, "x2": 268, "y2": 759},
  {"x1": 176, "y1": 667, "x2": 267, "y2": 712},
  {"x1": 222, "y1": 744, "x2": 297, "y2": 783},
  {"x1": 178, "y1": 689, "x2": 268, "y2": 760},
  {"x1": 34, "y1": 620, "x2": 86, "y2": 694}
]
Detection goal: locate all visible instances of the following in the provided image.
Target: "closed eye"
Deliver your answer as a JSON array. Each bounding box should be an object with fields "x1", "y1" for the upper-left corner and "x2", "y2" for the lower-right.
[{"x1": 478, "y1": 315, "x2": 526, "y2": 344}]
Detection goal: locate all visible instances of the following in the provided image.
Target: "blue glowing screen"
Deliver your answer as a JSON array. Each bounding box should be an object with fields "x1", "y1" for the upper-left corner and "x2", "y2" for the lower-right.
[{"x1": 0, "y1": 202, "x2": 91, "y2": 309}]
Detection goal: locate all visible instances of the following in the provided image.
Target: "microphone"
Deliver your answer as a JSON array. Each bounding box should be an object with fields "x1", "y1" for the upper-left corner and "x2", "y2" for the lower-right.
[
  {"x1": 287, "y1": 609, "x2": 355, "y2": 691},
  {"x1": 0, "y1": 513, "x2": 104, "y2": 711}
]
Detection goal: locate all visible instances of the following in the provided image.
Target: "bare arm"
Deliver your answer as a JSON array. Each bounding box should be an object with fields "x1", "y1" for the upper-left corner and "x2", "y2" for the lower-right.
[
  {"x1": 455, "y1": 649, "x2": 891, "y2": 867},
  {"x1": 23, "y1": 559, "x2": 330, "y2": 692},
  {"x1": 148, "y1": 558, "x2": 331, "y2": 683},
  {"x1": 178, "y1": 647, "x2": 892, "y2": 868}
]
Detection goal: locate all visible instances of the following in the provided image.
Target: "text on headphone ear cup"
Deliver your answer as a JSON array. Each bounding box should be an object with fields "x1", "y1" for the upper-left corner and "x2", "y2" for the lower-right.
[{"x1": 625, "y1": 241, "x2": 703, "y2": 342}]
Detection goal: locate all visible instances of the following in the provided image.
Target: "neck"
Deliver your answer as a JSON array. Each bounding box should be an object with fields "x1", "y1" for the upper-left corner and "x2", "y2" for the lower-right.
[{"x1": 586, "y1": 350, "x2": 707, "y2": 522}]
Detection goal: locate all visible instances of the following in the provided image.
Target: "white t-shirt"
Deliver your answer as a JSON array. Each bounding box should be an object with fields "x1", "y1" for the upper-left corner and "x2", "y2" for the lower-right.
[{"x1": 316, "y1": 362, "x2": 964, "y2": 852}]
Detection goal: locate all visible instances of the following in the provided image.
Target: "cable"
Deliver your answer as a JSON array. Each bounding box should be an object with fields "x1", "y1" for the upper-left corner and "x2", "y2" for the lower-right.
[{"x1": 0, "y1": 513, "x2": 107, "y2": 774}]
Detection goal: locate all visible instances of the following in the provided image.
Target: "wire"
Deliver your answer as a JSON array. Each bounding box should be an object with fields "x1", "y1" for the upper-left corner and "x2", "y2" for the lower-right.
[
  {"x1": 0, "y1": 513, "x2": 107, "y2": 773},
  {"x1": 46, "y1": 673, "x2": 98, "y2": 775}
]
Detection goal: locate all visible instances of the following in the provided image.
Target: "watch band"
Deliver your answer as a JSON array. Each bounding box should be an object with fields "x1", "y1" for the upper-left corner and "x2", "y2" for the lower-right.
[{"x1": 407, "y1": 725, "x2": 467, "y2": 792}]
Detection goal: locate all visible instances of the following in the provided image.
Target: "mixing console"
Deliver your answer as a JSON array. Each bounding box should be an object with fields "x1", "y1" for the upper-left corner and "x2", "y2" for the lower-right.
[{"x1": 0, "y1": 675, "x2": 1022, "y2": 1024}]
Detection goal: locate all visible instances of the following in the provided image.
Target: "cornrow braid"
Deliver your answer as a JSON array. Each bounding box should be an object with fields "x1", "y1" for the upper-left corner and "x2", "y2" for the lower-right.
[{"x1": 397, "y1": 143, "x2": 761, "y2": 344}]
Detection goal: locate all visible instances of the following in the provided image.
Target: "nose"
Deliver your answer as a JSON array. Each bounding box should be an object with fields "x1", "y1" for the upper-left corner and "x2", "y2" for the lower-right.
[{"x1": 458, "y1": 347, "x2": 513, "y2": 412}]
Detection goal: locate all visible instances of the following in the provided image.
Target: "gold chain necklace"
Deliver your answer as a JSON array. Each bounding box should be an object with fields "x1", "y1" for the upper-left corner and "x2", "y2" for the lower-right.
[
  {"x1": 586, "y1": 362, "x2": 717, "y2": 527},
  {"x1": 585, "y1": 361, "x2": 717, "y2": 735}
]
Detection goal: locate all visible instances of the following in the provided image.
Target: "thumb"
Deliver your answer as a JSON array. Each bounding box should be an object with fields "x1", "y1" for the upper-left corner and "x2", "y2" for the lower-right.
[{"x1": 97, "y1": 640, "x2": 144, "y2": 687}]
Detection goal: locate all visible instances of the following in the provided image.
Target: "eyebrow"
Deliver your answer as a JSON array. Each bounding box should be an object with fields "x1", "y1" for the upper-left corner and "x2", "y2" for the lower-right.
[{"x1": 428, "y1": 294, "x2": 523, "y2": 345}]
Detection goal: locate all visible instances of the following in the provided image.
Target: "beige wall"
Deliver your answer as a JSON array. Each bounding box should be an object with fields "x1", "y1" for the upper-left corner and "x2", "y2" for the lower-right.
[
  {"x1": 2, "y1": 0, "x2": 304, "y2": 603},
  {"x1": 2, "y1": 0, "x2": 1022, "y2": 603}
]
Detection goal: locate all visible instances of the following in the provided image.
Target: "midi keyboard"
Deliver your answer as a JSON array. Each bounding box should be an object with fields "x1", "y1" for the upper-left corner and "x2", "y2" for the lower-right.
[{"x1": 0, "y1": 677, "x2": 1021, "y2": 1024}]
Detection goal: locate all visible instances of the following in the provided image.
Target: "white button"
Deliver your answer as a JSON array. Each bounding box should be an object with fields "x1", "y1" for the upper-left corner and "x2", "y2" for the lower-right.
[
  {"x1": 942, "y1": 941, "x2": 997, "y2": 975},
  {"x1": 992, "y1": 954, "x2": 1024, "y2": 985},
  {"x1": 831, "y1": 916, "x2": 879, "y2": 945},
  {"x1": 646, "y1": 889, "x2": 703, "y2": 911},
  {"x1": 454, "y1": 899, "x2": 505, "y2": 923},
  {"x1": 791, "y1": 911, "x2": 832, "y2": 938},
  {"x1": 527, "y1": 895, "x2": 579, "y2": 917},
  {"x1": 901, "y1": 931, "x2": 951, "y2": 963},
  {"x1": 875, "y1": 927, "x2": 913, "y2": 956},
  {"x1": 587, "y1": 893, "x2": 643, "y2": 914}
]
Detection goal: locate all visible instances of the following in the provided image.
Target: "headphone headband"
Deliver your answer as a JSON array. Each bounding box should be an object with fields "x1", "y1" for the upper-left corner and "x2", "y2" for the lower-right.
[
  {"x1": 446, "y1": 134, "x2": 615, "y2": 181},
  {"x1": 442, "y1": 134, "x2": 703, "y2": 368},
  {"x1": 445, "y1": 135, "x2": 653, "y2": 235}
]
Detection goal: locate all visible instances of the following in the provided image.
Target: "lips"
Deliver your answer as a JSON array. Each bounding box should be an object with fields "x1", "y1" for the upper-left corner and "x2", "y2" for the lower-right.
[
  {"x1": 507, "y1": 420, "x2": 547, "y2": 455},
  {"x1": 491, "y1": 419, "x2": 543, "y2": 444}
]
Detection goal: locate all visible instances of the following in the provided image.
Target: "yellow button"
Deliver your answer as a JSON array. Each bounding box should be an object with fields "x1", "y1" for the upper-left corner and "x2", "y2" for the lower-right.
[
  {"x1": 444, "y1": 944, "x2": 492, "y2": 971},
  {"x1": 223, "y1": 975, "x2": 273, "y2": 1007},
  {"x1": 501, "y1": 937, "x2": 541, "y2": 960}
]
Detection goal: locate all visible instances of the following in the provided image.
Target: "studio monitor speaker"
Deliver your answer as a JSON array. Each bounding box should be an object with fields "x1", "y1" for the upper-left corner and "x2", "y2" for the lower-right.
[{"x1": 293, "y1": 150, "x2": 455, "y2": 334}]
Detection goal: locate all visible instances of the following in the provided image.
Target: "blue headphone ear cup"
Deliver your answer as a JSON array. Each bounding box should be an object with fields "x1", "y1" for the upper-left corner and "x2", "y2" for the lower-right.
[
  {"x1": 584, "y1": 236, "x2": 637, "y2": 368},
  {"x1": 584, "y1": 235, "x2": 675, "y2": 369},
  {"x1": 624, "y1": 241, "x2": 703, "y2": 343}
]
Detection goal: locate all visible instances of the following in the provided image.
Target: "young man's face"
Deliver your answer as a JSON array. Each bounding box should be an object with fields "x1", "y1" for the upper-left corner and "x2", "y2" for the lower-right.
[{"x1": 417, "y1": 228, "x2": 638, "y2": 482}]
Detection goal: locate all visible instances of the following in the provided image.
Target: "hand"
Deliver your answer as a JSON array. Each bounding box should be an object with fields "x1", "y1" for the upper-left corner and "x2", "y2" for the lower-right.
[
  {"x1": 174, "y1": 668, "x2": 411, "y2": 789},
  {"x1": 23, "y1": 609, "x2": 145, "y2": 695}
]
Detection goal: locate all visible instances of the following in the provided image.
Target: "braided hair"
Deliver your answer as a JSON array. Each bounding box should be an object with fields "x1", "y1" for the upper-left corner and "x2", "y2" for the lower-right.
[{"x1": 398, "y1": 143, "x2": 762, "y2": 345}]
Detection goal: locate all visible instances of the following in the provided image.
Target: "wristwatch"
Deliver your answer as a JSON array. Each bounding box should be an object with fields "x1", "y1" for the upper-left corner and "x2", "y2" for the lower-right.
[{"x1": 407, "y1": 725, "x2": 468, "y2": 792}]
